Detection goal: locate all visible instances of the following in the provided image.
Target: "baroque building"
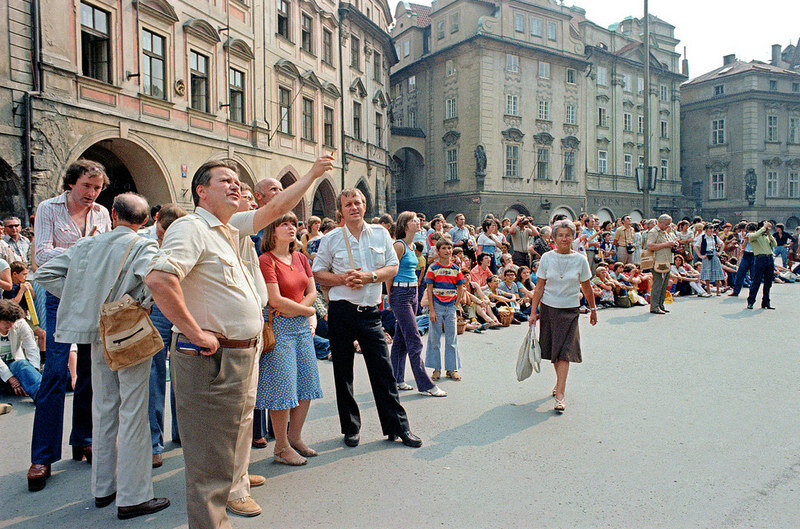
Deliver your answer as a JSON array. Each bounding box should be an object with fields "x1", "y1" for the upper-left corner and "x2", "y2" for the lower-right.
[
  {"x1": 681, "y1": 47, "x2": 800, "y2": 228},
  {"x1": 389, "y1": 0, "x2": 688, "y2": 224},
  {"x1": 0, "y1": 0, "x2": 395, "y2": 222}
]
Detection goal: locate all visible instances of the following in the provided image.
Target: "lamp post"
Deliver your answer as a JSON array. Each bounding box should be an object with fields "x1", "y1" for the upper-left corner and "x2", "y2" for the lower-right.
[{"x1": 641, "y1": 0, "x2": 654, "y2": 215}]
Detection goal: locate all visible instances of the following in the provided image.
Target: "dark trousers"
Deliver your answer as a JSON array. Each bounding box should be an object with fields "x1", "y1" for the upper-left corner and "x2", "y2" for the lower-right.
[
  {"x1": 31, "y1": 292, "x2": 92, "y2": 465},
  {"x1": 390, "y1": 286, "x2": 434, "y2": 392},
  {"x1": 511, "y1": 250, "x2": 530, "y2": 268},
  {"x1": 747, "y1": 254, "x2": 774, "y2": 307},
  {"x1": 731, "y1": 251, "x2": 755, "y2": 295},
  {"x1": 328, "y1": 300, "x2": 410, "y2": 436}
]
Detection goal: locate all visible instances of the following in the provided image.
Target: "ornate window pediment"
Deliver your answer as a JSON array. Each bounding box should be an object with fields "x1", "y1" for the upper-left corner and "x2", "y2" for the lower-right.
[
  {"x1": 762, "y1": 156, "x2": 782, "y2": 168},
  {"x1": 659, "y1": 146, "x2": 671, "y2": 154},
  {"x1": 622, "y1": 99, "x2": 634, "y2": 109},
  {"x1": 501, "y1": 127, "x2": 524, "y2": 142},
  {"x1": 300, "y1": 0, "x2": 338, "y2": 22},
  {"x1": 534, "y1": 132, "x2": 554, "y2": 145},
  {"x1": 183, "y1": 18, "x2": 220, "y2": 44},
  {"x1": 373, "y1": 89, "x2": 388, "y2": 108},
  {"x1": 706, "y1": 159, "x2": 730, "y2": 171},
  {"x1": 659, "y1": 108, "x2": 670, "y2": 116},
  {"x1": 623, "y1": 140, "x2": 636, "y2": 148},
  {"x1": 561, "y1": 136, "x2": 580, "y2": 149},
  {"x1": 786, "y1": 158, "x2": 800, "y2": 168},
  {"x1": 300, "y1": 70, "x2": 325, "y2": 90},
  {"x1": 225, "y1": 38, "x2": 254, "y2": 61},
  {"x1": 596, "y1": 94, "x2": 610, "y2": 103},
  {"x1": 323, "y1": 82, "x2": 341, "y2": 98},
  {"x1": 134, "y1": 0, "x2": 178, "y2": 24},
  {"x1": 597, "y1": 136, "x2": 611, "y2": 145},
  {"x1": 350, "y1": 77, "x2": 367, "y2": 98},
  {"x1": 442, "y1": 130, "x2": 461, "y2": 146}
]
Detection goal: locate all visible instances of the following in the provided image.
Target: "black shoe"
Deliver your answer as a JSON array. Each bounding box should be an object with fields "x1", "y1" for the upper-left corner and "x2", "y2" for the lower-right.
[
  {"x1": 746, "y1": 304, "x2": 754, "y2": 309},
  {"x1": 388, "y1": 430, "x2": 422, "y2": 448},
  {"x1": 343, "y1": 433, "x2": 360, "y2": 447},
  {"x1": 660, "y1": 307, "x2": 670, "y2": 313},
  {"x1": 762, "y1": 305, "x2": 775, "y2": 310},
  {"x1": 95, "y1": 492, "x2": 116, "y2": 508},
  {"x1": 117, "y1": 497, "x2": 170, "y2": 520}
]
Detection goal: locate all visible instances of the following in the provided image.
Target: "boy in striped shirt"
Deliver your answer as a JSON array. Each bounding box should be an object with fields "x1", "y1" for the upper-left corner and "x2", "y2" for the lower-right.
[{"x1": 425, "y1": 238, "x2": 465, "y2": 381}]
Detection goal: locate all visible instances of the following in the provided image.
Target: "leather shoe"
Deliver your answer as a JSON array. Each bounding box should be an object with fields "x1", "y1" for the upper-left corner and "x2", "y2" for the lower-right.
[
  {"x1": 27, "y1": 464, "x2": 50, "y2": 492},
  {"x1": 251, "y1": 437, "x2": 268, "y2": 449},
  {"x1": 388, "y1": 430, "x2": 422, "y2": 448},
  {"x1": 762, "y1": 305, "x2": 775, "y2": 310},
  {"x1": 117, "y1": 497, "x2": 170, "y2": 520},
  {"x1": 95, "y1": 492, "x2": 116, "y2": 508},
  {"x1": 746, "y1": 304, "x2": 754, "y2": 309},
  {"x1": 343, "y1": 433, "x2": 360, "y2": 447},
  {"x1": 72, "y1": 445, "x2": 92, "y2": 464},
  {"x1": 152, "y1": 453, "x2": 163, "y2": 468},
  {"x1": 660, "y1": 307, "x2": 670, "y2": 313},
  {"x1": 248, "y1": 474, "x2": 266, "y2": 488}
]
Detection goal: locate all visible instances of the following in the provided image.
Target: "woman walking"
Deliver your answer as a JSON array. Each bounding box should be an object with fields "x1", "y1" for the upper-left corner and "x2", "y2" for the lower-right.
[
  {"x1": 258, "y1": 213, "x2": 323, "y2": 466},
  {"x1": 388, "y1": 212, "x2": 446, "y2": 397},
  {"x1": 528, "y1": 219, "x2": 597, "y2": 413}
]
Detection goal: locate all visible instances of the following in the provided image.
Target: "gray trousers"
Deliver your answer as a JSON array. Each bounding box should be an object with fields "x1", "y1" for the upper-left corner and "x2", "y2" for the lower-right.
[
  {"x1": 650, "y1": 271, "x2": 670, "y2": 312},
  {"x1": 90, "y1": 341, "x2": 154, "y2": 507},
  {"x1": 171, "y1": 340, "x2": 257, "y2": 529},
  {"x1": 228, "y1": 344, "x2": 260, "y2": 501}
]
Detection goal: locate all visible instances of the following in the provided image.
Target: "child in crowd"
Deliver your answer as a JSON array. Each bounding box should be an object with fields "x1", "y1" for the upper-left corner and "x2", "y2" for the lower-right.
[
  {"x1": 598, "y1": 232, "x2": 615, "y2": 261},
  {"x1": 425, "y1": 239, "x2": 465, "y2": 381},
  {"x1": 2, "y1": 261, "x2": 46, "y2": 352}
]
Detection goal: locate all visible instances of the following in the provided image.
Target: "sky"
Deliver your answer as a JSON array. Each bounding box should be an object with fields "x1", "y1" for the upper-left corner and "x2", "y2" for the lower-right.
[{"x1": 386, "y1": 0, "x2": 800, "y2": 79}]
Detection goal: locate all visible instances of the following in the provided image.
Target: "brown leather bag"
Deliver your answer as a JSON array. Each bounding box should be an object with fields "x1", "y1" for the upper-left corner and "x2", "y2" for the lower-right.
[{"x1": 261, "y1": 252, "x2": 278, "y2": 352}]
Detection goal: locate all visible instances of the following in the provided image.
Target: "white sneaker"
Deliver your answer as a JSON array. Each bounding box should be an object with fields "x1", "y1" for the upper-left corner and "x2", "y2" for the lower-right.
[{"x1": 422, "y1": 385, "x2": 447, "y2": 397}]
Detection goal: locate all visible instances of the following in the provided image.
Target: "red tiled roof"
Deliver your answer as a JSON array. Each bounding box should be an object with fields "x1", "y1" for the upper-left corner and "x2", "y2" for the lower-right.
[{"x1": 408, "y1": 3, "x2": 431, "y2": 27}]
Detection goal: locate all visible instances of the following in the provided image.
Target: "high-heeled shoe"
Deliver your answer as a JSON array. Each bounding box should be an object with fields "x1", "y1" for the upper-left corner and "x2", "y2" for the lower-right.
[{"x1": 273, "y1": 447, "x2": 307, "y2": 466}]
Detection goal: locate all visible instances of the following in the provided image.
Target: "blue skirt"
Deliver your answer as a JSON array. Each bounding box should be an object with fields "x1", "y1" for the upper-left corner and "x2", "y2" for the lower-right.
[{"x1": 255, "y1": 314, "x2": 322, "y2": 410}]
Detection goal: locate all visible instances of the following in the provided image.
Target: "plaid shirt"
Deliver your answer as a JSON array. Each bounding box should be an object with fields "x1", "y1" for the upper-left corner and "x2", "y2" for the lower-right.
[{"x1": 34, "y1": 192, "x2": 111, "y2": 265}]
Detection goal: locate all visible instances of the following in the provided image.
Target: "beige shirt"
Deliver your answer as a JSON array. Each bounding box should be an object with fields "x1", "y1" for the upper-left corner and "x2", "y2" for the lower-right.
[
  {"x1": 148, "y1": 207, "x2": 263, "y2": 340},
  {"x1": 646, "y1": 227, "x2": 676, "y2": 265}
]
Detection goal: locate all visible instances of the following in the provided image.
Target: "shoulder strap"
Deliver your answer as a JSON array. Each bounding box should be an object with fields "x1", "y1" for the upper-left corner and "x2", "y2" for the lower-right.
[
  {"x1": 105, "y1": 237, "x2": 139, "y2": 304},
  {"x1": 342, "y1": 227, "x2": 355, "y2": 269}
]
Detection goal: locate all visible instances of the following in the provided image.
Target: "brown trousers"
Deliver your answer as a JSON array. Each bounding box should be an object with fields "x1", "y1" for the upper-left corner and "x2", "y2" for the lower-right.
[{"x1": 170, "y1": 339, "x2": 257, "y2": 529}]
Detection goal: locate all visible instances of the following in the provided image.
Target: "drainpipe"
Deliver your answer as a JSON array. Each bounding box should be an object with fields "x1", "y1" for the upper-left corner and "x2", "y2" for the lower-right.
[
  {"x1": 338, "y1": 5, "x2": 347, "y2": 191},
  {"x1": 23, "y1": 0, "x2": 43, "y2": 217}
]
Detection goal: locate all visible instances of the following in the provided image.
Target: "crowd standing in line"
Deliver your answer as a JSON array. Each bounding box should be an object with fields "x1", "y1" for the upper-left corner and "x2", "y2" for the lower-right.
[{"x1": 1, "y1": 156, "x2": 798, "y2": 527}]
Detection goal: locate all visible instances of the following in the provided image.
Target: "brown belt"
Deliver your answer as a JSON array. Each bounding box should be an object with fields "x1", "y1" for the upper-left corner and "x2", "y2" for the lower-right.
[{"x1": 175, "y1": 333, "x2": 258, "y2": 355}]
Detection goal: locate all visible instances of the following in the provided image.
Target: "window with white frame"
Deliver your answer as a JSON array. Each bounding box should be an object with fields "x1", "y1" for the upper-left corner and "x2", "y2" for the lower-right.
[
  {"x1": 446, "y1": 148, "x2": 458, "y2": 181},
  {"x1": 638, "y1": 156, "x2": 644, "y2": 168},
  {"x1": 445, "y1": 97, "x2": 456, "y2": 119},
  {"x1": 375, "y1": 112, "x2": 383, "y2": 147},
  {"x1": 597, "y1": 66, "x2": 608, "y2": 86},
  {"x1": 446, "y1": 59, "x2": 455, "y2": 76},
  {"x1": 790, "y1": 118, "x2": 799, "y2": 143},
  {"x1": 660, "y1": 159, "x2": 668, "y2": 179},
  {"x1": 322, "y1": 28, "x2": 333, "y2": 64},
  {"x1": 301, "y1": 13, "x2": 313, "y2": 53},
  {"x1": 566, "y1": 68, "x2": 576, "y2": 84},
  {"x1": 767, "y1": 171, "x2": 779, "y2": 197},
  {"x1": 623, "y1": 154, "x2": 633, "y2": 177},
  {"x1": 598, "y1": 150, "x2": 608, "y2": 174},
  {"x1": 711, "y1": 119, "x2": 725, "y2": 145},
  {"x1": 403, "y1": 39, "x2": 410, "y2": 57},
  {"x1": 714, "y1": 84, "x2": 724, "y2": 96},
  {"x1": 506, "y1": 54, "x2": 519, "y2": 73},
  {"x1": 394, "y1": 111, "x2": 403, "y2": 127},
  {"x1": 637, "y1": 76, "x2": 644, "y2": 93},
  {"x1": 228, "y1": 68, "x2": 245, "y2": 123},
  {"x1": 277, "y1": 0, "x2": 290, "y2": 39},
  {"x1": 623, "y1": 113, "x2": 632, "y2": 132},
  {"x1": 81, "y1": 2, "x2": 112, "y2": 83},
  {"x1": 566, "y1": 104, "x2": 576, "y2": 125},
  {"x1": 350, "y1": 35, "x2": 360, "y2": 69},
  {"x1": 408, "y1": 109, "x2": 417, "y2": 128},
  {"x1": 547, "y1": 21, "x2": 557, "y2": 41},
  {"x1": 514, "y1": 13, "x2": 524, "y2": 32},
  {"x1": 794, "y1": 82, "x2": 800, "y2": 93},
  {"x1": 450, "y1": 12, "x2": 459, "y2": 33},
  {"x1": 769, "y1": 79, "x2": 778, "y2": 91},
  {"x1": 537, "y1": 148, "x2": 549, "y2": 179},
  {"x1": 352, "y1": 101, "x2": 362, "y2": 139},
  {"x1": 660, "y1": 120, "x2": 668, "y2": 138},
  {"x1": 189, "y1": 50, "x2": 209, "y2": 112},
  {"x1": 638, "y1": 115, "x2": 644, "y2": 134},
  {"x1": 660, "y1": 84, "x2": 668, "y2": 101},
  {"x1": 373, "y1": 52, "x2": 382, "y2": 83},
  {"x1": 530, "y1": 16, "x2": 542, "y2": 36},
  {"x1": 301, "y1": 97, "x2": 314, "y2": 141},
  {"x1": 538, "y1": 61, "x2": 550, "y2": 79},
  {"x1": 564, "y1": 151, "x2": 575, "y2": 181},
  {"x1": 437, "y1": 20, "x2": 445, "y2": 39},
  {"x1": 323, "y1": 106, "x2": 334, "y2": 147},
  {"x1": 789, "y1": 172, "x2": 799, "y2": 198},
  {"x1": 598, "y1": 107, "x2": 608, "y2": 127},
  {"x1": 408, "y1": 75, "x2": 416, "y2": 92},
  {"x1": 538, "y1": 100, "x2": 550, "y2": 120},
  {"x1": 710, "y1": 173, "x2": 725, "y2": 199},
  {"x1": 506, "y1": 94, "x2": 519, "y2": 116},
  {"x1": 505, "y1": 144, "x2": 519, "y2": 177},
  {"x1": 141, "y1": 29, "x2": 166, "y2": 99},
  {"x1": 767, "y1": 115, "x2": 778, "y2": 141}
]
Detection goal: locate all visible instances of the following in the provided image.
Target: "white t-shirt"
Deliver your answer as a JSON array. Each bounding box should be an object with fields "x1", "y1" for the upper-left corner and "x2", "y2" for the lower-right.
[{"x1": 537, "y1": 250, "x2": 591, "y2": 308}]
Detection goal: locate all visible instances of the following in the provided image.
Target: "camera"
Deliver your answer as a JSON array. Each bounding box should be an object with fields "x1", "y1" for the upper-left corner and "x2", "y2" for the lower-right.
[{"x1": 625, "y1": 244, "x2": 635, "y2": 253}]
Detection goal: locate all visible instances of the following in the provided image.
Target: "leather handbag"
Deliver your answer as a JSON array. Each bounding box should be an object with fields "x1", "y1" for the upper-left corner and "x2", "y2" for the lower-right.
[
  {"x1": 262, "y1": 253, "x2": 278, "y2": 352},
  {"x1": 99, "y1": 239, "x2": 164, "y2": 371}
]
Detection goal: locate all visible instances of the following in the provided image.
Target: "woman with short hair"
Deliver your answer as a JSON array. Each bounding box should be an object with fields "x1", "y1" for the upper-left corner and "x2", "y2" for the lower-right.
[{"x1": 528, "y1": 219, "x2": 597, "y2": 413}]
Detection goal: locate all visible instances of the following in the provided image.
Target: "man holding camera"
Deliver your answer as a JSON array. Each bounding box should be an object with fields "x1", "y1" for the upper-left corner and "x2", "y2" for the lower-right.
[
  {"x1": 614, "y1": 215, "x2": 636, "y2": 265},
  {"x1": 746, "y1": 220, "x2": 777, "y2": 310},
  {"x1": 508, "y1": 215, "x2": 535, "y2": 268},
  {"x1": 646, "y1": 214, "x2": 676, "y2": 315}
]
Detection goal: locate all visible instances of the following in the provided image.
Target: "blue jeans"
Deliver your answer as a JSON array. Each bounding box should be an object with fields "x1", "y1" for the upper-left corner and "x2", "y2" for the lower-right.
[
  {"x1": 148, "y1": 304, "x2": 180, "y2": 452},
  {"x1": 731, "y1": 252, "x2": 754, "y2": 295},
  {"x1": 9, "y1": 359, "x2": 42, "y2": 400},
  {"x1": 426, "y1": 300, "x2": 461, "y2": 371},
  {"x1": 774, "y1": 246, "x2": 788, "y2": 267},
  {"x1": 747, "y1": 254, "x2": 774, "y2": 307},
  {"x1": 31, "y1": 292, "x2": 92, "y2": 465}
]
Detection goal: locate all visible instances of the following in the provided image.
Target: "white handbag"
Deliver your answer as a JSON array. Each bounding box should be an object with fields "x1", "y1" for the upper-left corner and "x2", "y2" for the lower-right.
[{"x1": 516, "y1": 324, "x2": 541, "y2": 382}]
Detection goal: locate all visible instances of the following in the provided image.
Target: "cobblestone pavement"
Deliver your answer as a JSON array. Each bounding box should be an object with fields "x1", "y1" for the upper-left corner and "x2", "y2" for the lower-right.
[{"x1": 1, "y1": 285, "x2": 798, "y2": 528}]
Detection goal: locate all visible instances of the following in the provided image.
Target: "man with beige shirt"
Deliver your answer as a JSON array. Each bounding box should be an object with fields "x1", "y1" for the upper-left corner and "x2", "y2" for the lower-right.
[{"x1": 146, "y1": 155, "x2": 333, "y2": 528}]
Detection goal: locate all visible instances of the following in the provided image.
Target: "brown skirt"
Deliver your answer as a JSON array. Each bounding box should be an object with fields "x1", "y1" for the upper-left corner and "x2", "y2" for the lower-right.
[{"x1": 538, "y1": 303, "x2": 582, "y2": 363}]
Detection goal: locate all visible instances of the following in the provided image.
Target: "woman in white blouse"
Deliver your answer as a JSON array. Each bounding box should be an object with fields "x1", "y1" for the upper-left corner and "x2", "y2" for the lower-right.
[{"x1": 528, "y1": 219, "x2": 597, "y2": 412}]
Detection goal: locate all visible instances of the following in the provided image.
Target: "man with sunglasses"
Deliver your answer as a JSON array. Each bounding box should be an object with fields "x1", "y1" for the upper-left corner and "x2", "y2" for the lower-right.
[{"x1": 3, "y1": 217, "x2": 29, "y2": 265}]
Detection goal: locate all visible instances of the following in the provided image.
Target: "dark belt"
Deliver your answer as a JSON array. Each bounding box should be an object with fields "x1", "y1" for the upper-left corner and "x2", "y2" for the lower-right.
[{"x1": 175, "y1": 333, "x2": 258, "y2": 355}]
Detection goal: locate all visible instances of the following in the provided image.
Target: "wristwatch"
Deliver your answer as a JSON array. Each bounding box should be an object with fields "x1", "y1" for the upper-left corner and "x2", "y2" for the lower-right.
[{"x1": 371, "y1": 272, "x2": 378, "y2": 283}]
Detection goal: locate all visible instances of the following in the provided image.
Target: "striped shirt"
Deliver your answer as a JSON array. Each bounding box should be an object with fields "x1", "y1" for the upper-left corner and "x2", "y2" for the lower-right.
[
  {"x1": 34, "y1": 192, "x2": 111, "y2": 265},
  {"x1": 425, "y1": 261, "x2": 464, "y2": 305}
]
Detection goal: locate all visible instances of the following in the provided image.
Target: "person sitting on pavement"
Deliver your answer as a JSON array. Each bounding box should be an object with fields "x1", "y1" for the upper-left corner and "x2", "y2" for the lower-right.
[
  {"x1": 460, "y1": 276, "x2": 502, "y2": 329},
  {"x1": 0, "y1": 299, "x2": 41, "y2": 401},
  {"x1": 469, "y1": 253, "x2": 493, "y2": 287},
  {"x1": 2, "y1": 261, "x2": 46, "y2": 352},
  {"x1": 670, "y1": 255, "x2": 710, "y2": 297}
]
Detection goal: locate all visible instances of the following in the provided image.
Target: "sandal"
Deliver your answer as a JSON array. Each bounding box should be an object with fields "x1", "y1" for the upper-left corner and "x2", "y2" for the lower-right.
[
  {"x1": 552, "y1": 386, "x2": 557, "y2": 397},
  {"x1": 431, "y1": 369, "x2": 441, "y2": 380},
  {"x1": 289, "y1": 442, "x2": 318, "y2": 458},
  {"x1": 397, "y1": 382, "x2": 414, "y2": 391},
  {"x1": 273, "y1": 446, "x2": 307, "y2": 466},
  {"x1": 446, "y1": 370, "x2": 461, "y2": 381},
  {"x1": 554, "y1": 398, "x2": 565, "y2": 413}
]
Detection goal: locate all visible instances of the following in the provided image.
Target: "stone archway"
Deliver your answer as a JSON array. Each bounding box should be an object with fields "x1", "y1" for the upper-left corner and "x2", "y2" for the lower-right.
[
  {"x1": 503, "y1": 203, "x2": 530, "y2": 221},
  {"x1": 628, "y1": 209, "x2": 644, "y2": 223},
  {"x1": 550, "y1": 206, "x2": 576, "y2": 222},
  {"x1": 391, "y1": 147, "x2": 424, "y2": 200},
  {"x1": 356, "y1": 179, "x2": 373, "y2": 218},
  {"x1": 786, "y1": 216, "x2": 800, "y2": 230},
  {"x1": 596, "y1": 208, "x2": 614, "y2": 224},
  {"x1": 278, "y1": 166, "x2": 306, "y2": 220},
  {"x1": 312, "y1": 177, "x2": 337, "y2": 219},
  {"x1": 76, "y1": 137, "x2": 172, "y2": 211}
]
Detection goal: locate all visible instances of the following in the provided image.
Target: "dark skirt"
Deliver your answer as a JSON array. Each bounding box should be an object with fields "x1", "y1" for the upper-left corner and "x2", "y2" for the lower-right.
[{"x1": 538, "y1": 303, "x2": 582, "y2": 363}]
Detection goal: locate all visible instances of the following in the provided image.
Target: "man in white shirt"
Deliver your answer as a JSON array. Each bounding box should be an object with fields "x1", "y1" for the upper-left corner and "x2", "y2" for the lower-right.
[
  {"x1": 0, "y1": 300, "x2": 41, "y2": 400},
  {"x1": 313, "y1": 189, "x2": 421, "y2": 448},
  {"x1": 3, "y1": 217, "x2": 30, "y2": 264}
]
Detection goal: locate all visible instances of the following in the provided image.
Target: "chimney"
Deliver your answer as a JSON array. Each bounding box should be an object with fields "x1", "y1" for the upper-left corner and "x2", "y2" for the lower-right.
[
  {"x1": 723, "y1": 54, "x2": 736, "y2": 66},
  {"x1": 771, "y1": 44, "x2": 782, "y2": 66},
  {"x1": 682, "y1": 46, "x2": 689, "y2": 77}
]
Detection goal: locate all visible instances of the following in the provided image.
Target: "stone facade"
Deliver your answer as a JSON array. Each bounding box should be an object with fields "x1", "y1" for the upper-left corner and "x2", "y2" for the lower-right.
[
  {"x1": 0, "y1": 0, "x2": 395, "y2": 223},
  {"x1": 681, "y1": 50, "x2": 800, "y2": 228}
]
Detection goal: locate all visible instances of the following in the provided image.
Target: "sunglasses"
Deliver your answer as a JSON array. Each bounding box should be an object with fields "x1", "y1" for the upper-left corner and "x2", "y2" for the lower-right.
[{"x1": 5, "y1": 224, "x2": 20, "y2": 228}]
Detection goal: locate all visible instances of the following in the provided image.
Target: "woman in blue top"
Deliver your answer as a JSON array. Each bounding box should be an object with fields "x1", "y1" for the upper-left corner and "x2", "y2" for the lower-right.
[
  {"x1": 386, "y1": 212, "x2": 446, "y2": 397},
  {"x1": 477, "y1": 219, "x2": 503, "y2": 274}
]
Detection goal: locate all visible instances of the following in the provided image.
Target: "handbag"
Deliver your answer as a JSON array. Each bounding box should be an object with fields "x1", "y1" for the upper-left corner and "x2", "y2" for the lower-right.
[
  {"x1": 261, "y1": 253, "x2": 278, "y2": 352},
  {"x1": 99, "y1": 238, "x2": 164, "y2": 371},
  {"x1": 516, "y1": 324, "x2": 541, "y2": 382}
]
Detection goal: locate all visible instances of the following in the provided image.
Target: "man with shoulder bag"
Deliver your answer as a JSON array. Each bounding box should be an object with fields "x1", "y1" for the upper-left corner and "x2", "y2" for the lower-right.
[
  {"x1": 34, "y1": 193, "x2": 169, "y2": 519},
  {"x1": 646, "y1": 214, "x2": 676, "y2": 315}
]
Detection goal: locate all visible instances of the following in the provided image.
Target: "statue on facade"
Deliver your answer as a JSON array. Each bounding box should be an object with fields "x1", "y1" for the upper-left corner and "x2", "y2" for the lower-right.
[
  {"x1": 474, "y1": 145, "x2": 487, "y2": 177},
  {"x1": 744, "y1": 168, "x2": 757, "y2": 205}
]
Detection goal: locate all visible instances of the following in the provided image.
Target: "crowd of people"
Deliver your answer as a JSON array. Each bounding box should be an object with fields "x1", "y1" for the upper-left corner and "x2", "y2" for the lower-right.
[{"x1": 0, "y1": 156, "x2": 797, "y2": 528}]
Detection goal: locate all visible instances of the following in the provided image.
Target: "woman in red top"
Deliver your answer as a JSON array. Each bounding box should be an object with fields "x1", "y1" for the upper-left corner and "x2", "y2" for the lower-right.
[{"x1": 256, "y1": 213, "x2": 322, "y2": 467}]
